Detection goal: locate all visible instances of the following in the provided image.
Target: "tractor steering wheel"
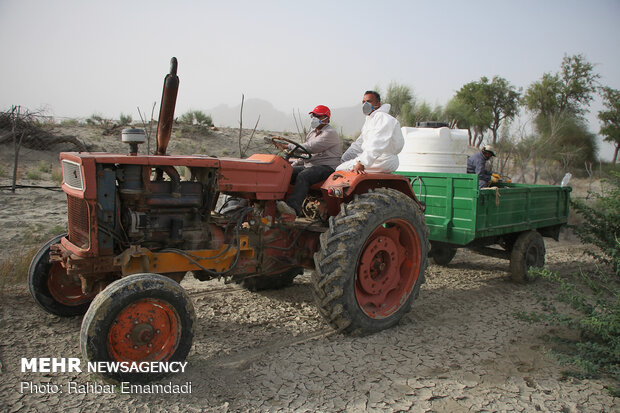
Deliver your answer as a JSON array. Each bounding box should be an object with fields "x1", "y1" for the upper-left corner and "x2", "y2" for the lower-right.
[{"x1": 271, "y1": 137, "x2": 312, "y2": 161}]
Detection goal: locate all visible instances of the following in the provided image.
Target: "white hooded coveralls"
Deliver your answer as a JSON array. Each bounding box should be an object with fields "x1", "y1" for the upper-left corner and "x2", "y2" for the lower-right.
[{"x1": 337, "y1": 103, "x2": 404, "y2": 173}]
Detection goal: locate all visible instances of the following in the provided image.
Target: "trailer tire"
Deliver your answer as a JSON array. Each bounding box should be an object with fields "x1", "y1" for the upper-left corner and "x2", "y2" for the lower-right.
[
  {"x1": 28, "y1": 233, "x2": 94, "y2": 316},
  {"x1": 239, "y1": 267, "x2": 303, "y2": 291},
  {"x1": 510, "y1": 230, "x2": 545, "y2": 283},
  {"x1": 313, "y1": 188, "x2": 429, "y2": 335},
  {"x1": 431, "y1": 243, "x2": 457, "y2": 266},
  {"x1": 80, "y1": 273, "x2": 195, "y2": 383}
]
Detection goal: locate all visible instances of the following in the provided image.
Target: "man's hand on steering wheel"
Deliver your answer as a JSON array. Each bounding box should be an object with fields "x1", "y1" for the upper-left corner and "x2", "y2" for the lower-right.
[{"x1": 271, "y1": 136, "x2": 312, "y2": 161}]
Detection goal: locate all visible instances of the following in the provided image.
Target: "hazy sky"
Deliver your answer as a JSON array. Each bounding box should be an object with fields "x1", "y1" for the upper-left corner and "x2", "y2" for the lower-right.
[{"x1": 1, "y1": 0, "x2": 619, "y2": 158}]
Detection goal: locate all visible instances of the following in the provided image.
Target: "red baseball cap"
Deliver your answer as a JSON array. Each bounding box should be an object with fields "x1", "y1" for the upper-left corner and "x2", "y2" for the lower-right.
[{"x1": 309, "y1": 105, "x2": 331, "y2": 118}]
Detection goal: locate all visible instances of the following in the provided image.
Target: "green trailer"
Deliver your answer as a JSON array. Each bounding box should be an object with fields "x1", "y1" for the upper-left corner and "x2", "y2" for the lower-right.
[{"x1": 396, "y1": 171, "x2": 572, "y2": 282}]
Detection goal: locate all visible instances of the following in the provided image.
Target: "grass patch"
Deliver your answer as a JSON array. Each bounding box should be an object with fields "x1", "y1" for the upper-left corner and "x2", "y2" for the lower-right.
[
  {"x1": 0, "y1": 247, "x2": 38, "y2": 292},
  {"x1": 25, "y1": 168, "x2": 41, "y2": 180},
  {"x1": 51, "y1": 168, "x2": 63, "y2": 185},
  {"x1": 38, "y1": 160, "x2": 51, "y2": 173},
  {"x1": 60, "y1": 118, "x2": 81, "y2": 126},
  {"x1": 22, "y1": 224, "x2": 65, "y2": 245}
]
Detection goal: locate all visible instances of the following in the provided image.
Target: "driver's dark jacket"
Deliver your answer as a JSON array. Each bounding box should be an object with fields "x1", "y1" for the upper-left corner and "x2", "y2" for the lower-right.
[
  {"x1": 288, "y1": 124, "x2": 341, "y2": 169},
  {"x1": 467, "y1": 151, "x2": 492, "y2": 189}
]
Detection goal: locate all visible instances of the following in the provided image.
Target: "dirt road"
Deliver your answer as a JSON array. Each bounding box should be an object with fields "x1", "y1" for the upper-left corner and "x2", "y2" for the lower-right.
[{"x1": 0, "y1": 185, "x2": 617, "y2": 412}]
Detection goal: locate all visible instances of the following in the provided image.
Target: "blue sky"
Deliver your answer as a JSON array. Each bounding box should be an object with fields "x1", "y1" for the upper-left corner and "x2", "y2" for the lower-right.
[{"x1": 1, "y1": 0, "x2": 618, "y2": 158}]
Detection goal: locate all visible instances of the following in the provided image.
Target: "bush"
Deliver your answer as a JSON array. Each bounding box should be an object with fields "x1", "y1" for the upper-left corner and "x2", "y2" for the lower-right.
[
  {"x1": 517, "y1": 173, "x2": 620, "y2": 392},
  {"x1": 51, "y1": 168, "x2": 63, "y2": 185},
  {"x1": 60, "y1": 118, "x2": 81, "y2": 126},
  {"x1": 571, "y1": 171, "x2": 620, "y2": 276},
  {"x1": 177, "y1": 110, "x2": 213, "y2": 126},
  {"x1": 0, "y1": 247, "x2": 38, "y2": 293},
  {"x1": 119, "y1": 113, "x2": 133, "y2": 126},
  {"x1": 26, "y1": 168, "x2": 41, "y2": 180},
  {"x1": 528, "y1": 267, "x2": 620, "y2": 390},
  {"x1": 37, "y1": 160, "x2": 51, "y2": 173}
]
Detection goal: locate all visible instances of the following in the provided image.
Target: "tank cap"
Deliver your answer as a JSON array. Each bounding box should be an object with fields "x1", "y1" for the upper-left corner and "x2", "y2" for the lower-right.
[{"x1": 122, "y1": 128, "x2": 146, "y2": 143}]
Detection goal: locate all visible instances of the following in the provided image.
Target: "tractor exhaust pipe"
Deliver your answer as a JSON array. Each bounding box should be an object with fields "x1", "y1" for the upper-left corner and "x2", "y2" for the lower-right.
[{"x1": 155, "y1": 57, "x2": 179, "y2": 155}]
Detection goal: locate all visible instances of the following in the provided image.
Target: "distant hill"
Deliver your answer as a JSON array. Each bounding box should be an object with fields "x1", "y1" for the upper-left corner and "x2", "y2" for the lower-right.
[{"x1": 207, "y1": 98, "x2": 365, "y2": 137}]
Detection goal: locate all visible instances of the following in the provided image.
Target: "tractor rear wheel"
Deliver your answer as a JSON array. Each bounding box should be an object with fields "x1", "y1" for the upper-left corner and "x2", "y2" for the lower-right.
[
  {"x1": 80, "y1": 273, "x2": 195, "y2": 383},
  {"x1": 28, "y1": 233, "x2": 94, "y2": 316},
  {"x1": 239, "y1": 267, "x2": 303, "y2": 291},
  {"x1": 510, "y1": 230, "x2": 545, "y2": 283},
  {"x1": 313, "y1": 188, "x2": 429, "y2": 335}
]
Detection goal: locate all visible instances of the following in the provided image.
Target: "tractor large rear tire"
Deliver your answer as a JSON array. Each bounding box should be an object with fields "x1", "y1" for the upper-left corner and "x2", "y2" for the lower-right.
[
  {"x1": 80, "y1": 273, "x2": 196, "y2": 383},
  {"x1": 510, "y1": 230, "x2": 545, "y2": 283},
  {"x1": 313, "y1": 188, "x2": 429, "y2": 335},
  {"x1": 28, "y1": 233, "x2": 94, "y2": 316}
]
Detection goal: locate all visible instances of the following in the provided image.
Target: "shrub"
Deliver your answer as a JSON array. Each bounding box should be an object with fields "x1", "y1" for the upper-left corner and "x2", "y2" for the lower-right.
[
  {"x1": 38, "y1": 160, "x2": 51, "y2": 173},
  {"x1": 528, "y1": 267, "x2": 620, "y2": 390},
  {"x1": 60, "y1": 118, "x2": 81, "y2": 126},
  {"x1": 119, "y1": 113, "x2": 133, "y2": 126},
  {"x1": 193, "y1": 111, "x2": 213, "y2": 126},
  {"x1": 571, "y1": 171, "x2": 620, "y2": 276},
  {"x1": 517, "y1": 173, "x2": 620, "y2": 392},
  {"x1": 177, "y1": 110, "x2": 213, "y2": 126},
  {"x1": 51, "y1": 168, "x2": 63, "y2": 185},
  {"x1": 26, "y1": 168, "x2": 41, "y2": 180},
  {"x1": 0, "y1": 247, "x2": 38, "y2": 292}
]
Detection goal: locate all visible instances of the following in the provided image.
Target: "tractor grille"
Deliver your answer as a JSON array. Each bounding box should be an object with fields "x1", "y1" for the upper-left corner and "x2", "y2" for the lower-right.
[
  {"x1": 67, "y1": 195, "x2": 90, "y2": 249},
  {"x1": 62, "y1": 160, "x2": 84, "y2": 190}
]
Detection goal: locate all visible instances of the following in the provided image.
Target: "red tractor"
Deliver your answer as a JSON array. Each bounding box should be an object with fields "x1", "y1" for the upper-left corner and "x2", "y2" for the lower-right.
[{"x1": 28, "y1": 58, "x2": 429, "y2": 382}]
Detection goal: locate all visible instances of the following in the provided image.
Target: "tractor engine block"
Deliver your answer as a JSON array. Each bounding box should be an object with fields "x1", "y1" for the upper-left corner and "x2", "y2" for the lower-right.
[{"x1": 112, "y1": 164, "x2": 217, "y2": 251}]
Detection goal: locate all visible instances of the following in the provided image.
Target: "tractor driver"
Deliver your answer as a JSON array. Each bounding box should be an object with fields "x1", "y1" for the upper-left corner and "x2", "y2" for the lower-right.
[
  {"x1": 467, "y1": 144, "x2": 496, "y2": 189},
  {"x1": 276, "y1": 105, "x2": 341, "y2": 217}
]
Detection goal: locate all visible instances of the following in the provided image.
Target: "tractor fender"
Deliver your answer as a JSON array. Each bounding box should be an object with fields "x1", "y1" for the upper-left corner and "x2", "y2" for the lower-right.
[{"x1": 320, "y1": 171, "x2": 424, "y2": 216}]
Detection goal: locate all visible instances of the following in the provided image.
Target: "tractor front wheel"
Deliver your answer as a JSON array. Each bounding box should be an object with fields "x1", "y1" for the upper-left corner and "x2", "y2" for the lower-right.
[
  {"x1": 80, "y1": 273, "x2": 196, "y2": 383},
  {"x1": 28, "y1": 233, "x2": 95, "y2": 316},
  {"x1": 313, "y1": 188, "x2": 429, "y2": 335}
]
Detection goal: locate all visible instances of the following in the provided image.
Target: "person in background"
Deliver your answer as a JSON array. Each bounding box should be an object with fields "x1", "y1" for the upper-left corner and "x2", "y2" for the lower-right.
[
  {"x1": 466, "y1": 144, "x2": 496, "y2": 189},
  {"x1": 276, "y1": 105, "x2": 341, "y2": 216},
  {"x1": 337, "y1": 90, "x2": 404, "y2": 174}
]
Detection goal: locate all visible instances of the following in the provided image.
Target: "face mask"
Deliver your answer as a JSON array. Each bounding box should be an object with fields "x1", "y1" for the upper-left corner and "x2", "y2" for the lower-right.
[
  {"x1": 310, "y1": 117, "x2": 322, "y2": 129},
  {"x1": 362, "y1": 101, "x2": 374, "y2": 116}
]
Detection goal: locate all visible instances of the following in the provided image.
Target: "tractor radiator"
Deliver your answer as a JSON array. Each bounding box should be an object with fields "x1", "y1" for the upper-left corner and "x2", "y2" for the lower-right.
[{"x1": 67, "y1": 195, "x2": 90, "y2": 249}]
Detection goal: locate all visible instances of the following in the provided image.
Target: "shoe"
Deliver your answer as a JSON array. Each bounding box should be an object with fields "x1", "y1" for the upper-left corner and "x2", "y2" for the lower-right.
[{"x1": 277, "y1": 201, "x2": 297, "y2": 216}]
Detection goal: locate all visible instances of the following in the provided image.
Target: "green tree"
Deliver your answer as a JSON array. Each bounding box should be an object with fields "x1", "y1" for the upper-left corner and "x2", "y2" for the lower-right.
[
  {"x1": 524, "y1": 54, "x2": 599, "y2": 118},
  {"x1": 384, "y1": 82, "x2": 413, "y2": 119},
  {"x1": 598, "y1": 87, "x2": 620, "y2": 164},
  {"x1": 486, "y1": 77, "x2": 520, "y2": 145},
  {"x1": 523, "y1": 54, "x2": 600, "y2": 174},
  {"x1": 453, "y1": 76, "x2": 519, "y2": 147}
]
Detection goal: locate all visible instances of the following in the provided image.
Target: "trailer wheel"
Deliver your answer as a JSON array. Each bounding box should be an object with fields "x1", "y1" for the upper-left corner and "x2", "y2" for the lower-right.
[
  {"x1": 80, "y1": 273, "x2": 195, "y2": 383},
  {"x1": 28, "y1": 233, "x2": 94, "y2": 316},
  {"x1": 239, "y1": 267, "x2": 303, "y2": 291},
  {"x1": 431, "y1": 243, "x2": 457, "y2": 266},
  {"x1": 313, "y1": 188, "x2": 429, "y2": 335},
  {"x1": 510, "y1": 230, "x2": 545, "y2": 283}
]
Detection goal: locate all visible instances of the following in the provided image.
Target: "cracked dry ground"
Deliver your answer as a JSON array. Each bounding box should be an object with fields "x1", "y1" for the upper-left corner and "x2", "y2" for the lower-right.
[{"x1": 0, "y1": 190, "x2": 617, "y2": 412}]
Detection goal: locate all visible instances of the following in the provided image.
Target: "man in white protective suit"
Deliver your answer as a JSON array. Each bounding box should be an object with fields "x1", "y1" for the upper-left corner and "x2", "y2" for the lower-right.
[{"x1": 336, "y1": 90, "x2": 404, "y2": 174}]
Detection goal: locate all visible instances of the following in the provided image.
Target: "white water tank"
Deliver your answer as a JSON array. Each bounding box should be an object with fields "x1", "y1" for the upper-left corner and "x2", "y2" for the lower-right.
[{"x1": 397, "y1": 126, "x2": 469, "y2": 173}]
